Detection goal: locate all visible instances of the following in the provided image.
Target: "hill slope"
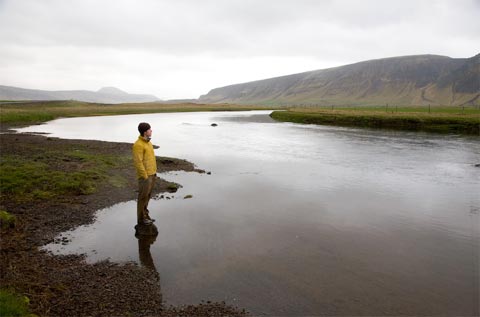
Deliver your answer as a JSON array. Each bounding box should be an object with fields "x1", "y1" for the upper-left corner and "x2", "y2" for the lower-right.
[
  {"x1": 199, "y1": 54, "x2": 479, "y2": 106},
  {"x1": 0, "y1": 86, "x2": 159, "y2": 104}
]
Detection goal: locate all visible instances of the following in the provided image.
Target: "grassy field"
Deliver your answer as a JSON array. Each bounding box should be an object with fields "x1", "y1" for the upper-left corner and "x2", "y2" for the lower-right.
[
  {"x1": 0, "y1": 144, "x2": 131, "y2": 202},
  {"x1": 1, "y1": 100, "x2": 478, "y2": 134},
  {"x1": 308, "y1": 105, "x2": 480, "y2": 114},
  {"x1": 0, "y1": 100, "x2": 276, "y2": 126},
  {"x1": 270, "y1": 106, "x2": 480, "y2": 135}
]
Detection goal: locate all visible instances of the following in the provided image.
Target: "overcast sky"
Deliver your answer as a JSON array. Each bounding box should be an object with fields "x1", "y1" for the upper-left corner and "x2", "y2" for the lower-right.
[{"x1": 0, "y1": 0, "x2": 478, "y2": 99}]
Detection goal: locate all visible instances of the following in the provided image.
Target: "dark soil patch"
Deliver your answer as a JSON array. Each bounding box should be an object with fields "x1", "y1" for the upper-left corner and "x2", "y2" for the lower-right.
[{"x1": 0, "y1": 133, "x2": 248, "y2": 317}]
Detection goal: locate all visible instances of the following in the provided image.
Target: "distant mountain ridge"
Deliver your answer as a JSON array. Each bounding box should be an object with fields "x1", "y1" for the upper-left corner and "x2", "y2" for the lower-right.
[
  {"x1": 199, "y1": 54, "x2": 480, "y2": 106},
  {"x1": 0, "y1": 86, "x2": 159, "y2": 104}
]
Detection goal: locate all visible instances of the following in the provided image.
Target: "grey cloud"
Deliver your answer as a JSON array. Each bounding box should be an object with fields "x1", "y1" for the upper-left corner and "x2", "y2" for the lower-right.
[
  {"x1": 0, "y1": 0, "x2": 478, "y2": 98},
  {"x1": 2, "y1": 0, "x2": 478, "y2": 57}
]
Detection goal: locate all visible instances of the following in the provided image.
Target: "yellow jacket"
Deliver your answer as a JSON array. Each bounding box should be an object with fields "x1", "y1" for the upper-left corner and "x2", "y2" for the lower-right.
[{"x1": 132, "y1": 136, "x2": 157, "y2": 179}]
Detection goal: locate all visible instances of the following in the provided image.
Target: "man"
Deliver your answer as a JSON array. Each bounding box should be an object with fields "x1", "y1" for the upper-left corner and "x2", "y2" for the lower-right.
[{"x1": 133, "y1": 122, "x2": 157, "y2": 225}]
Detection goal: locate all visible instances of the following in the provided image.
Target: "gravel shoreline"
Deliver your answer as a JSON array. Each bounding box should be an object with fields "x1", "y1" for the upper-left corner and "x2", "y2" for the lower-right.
[{"x1": 0, "y1": 132, "x2": 248, "y2": 316}]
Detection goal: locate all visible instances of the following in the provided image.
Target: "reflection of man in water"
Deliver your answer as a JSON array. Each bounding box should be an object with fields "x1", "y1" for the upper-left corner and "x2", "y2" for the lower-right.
[
  {"x1": 136, "y1": 234, "x2": 158, "y2": 272},
  {"x1": 132, "y1": 122, "x2": 157, "y2": 225},
  {"x1": 136, "y1": 234, "x2": 161, "y2": 302}
]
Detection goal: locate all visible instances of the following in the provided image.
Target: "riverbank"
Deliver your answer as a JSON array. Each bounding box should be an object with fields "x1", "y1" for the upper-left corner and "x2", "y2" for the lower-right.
[
  {"x1": 0, "y1": 132, "x2": 248, "y2": 316},
  {"x1": 0, "y1": 100, "x2": 276, "y2": 128},
  {"x1": 270, "y1": 107, "x2": 480, "y2": 134}
]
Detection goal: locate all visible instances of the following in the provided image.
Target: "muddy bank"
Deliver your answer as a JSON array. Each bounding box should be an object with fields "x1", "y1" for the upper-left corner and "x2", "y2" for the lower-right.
[{"x1": 0, "y1": 133, "x2": 248, "y2": 316}]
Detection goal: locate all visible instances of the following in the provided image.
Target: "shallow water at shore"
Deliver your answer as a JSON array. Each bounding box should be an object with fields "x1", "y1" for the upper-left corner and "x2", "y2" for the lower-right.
[{"x1": 19, "y1": 111, "x2": 480, "y2": 315}]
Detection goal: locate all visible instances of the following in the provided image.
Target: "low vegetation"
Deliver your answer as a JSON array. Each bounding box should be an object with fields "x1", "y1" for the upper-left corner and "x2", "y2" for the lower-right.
[
  {"x1": 0, "y1": 289, "x2": 34, "y2": 317},
  {"x1": 0, "y1": 210, "x2": 16, "y2": 229},
  {"x1": 0, "y1": 149, "x2": 130, "y2": 203},
  {"x1": 270, "y1": 106, "x2": 480, "y2": 134}
]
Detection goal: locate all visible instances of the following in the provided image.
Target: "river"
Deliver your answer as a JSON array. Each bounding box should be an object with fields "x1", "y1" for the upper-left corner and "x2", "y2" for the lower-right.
[{"x1": 17, "y1": 110, "x2": 480, "y2": 315}]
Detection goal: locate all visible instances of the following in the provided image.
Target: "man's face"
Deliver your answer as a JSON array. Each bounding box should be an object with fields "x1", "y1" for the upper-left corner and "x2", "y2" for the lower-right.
[{"x1": 145, "y1": 128, "x2": 152, "y2": 138}]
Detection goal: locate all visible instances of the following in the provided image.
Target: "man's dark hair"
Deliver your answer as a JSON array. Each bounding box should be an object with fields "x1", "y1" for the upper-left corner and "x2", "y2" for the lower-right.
[{"x1": 138, "y1": 122, "x2": 151, "y2": 136}]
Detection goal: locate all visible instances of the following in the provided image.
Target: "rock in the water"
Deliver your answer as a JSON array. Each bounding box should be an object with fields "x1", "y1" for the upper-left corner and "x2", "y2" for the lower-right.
[
  {"x1": 135, "y1": 223, "x2": 158, "y2": 236},
  {"x1": 475, "y1": 163, "x2": 480, "y2": 167},
  {"x1": 211, "y1": 123, "x2": 218, "y2": 127}
]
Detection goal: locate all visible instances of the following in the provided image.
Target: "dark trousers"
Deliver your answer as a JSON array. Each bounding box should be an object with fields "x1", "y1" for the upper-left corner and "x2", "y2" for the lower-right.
[{"x1": 137, "y1": 175, "x2": 156, "y2": 224}]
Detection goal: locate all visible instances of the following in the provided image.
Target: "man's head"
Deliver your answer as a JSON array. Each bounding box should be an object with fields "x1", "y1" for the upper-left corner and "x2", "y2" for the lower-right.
[{"x1": 138, "y1": 122, "x2": 152, "y2": 138}]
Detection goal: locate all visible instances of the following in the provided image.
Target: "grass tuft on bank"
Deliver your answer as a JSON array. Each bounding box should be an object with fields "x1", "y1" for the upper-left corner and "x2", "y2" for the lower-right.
[
  {"x1": 0, "y1": 289, "x2": 35, "y2": 317},
  {"x1": 0, "y1": 210, "x2": 16, "y2": 229}
]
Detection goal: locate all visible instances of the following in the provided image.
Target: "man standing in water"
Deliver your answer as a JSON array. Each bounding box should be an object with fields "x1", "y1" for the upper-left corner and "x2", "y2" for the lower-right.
[{"x1": 133, "y1": 122, "x2": 157, "y2": 225}]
